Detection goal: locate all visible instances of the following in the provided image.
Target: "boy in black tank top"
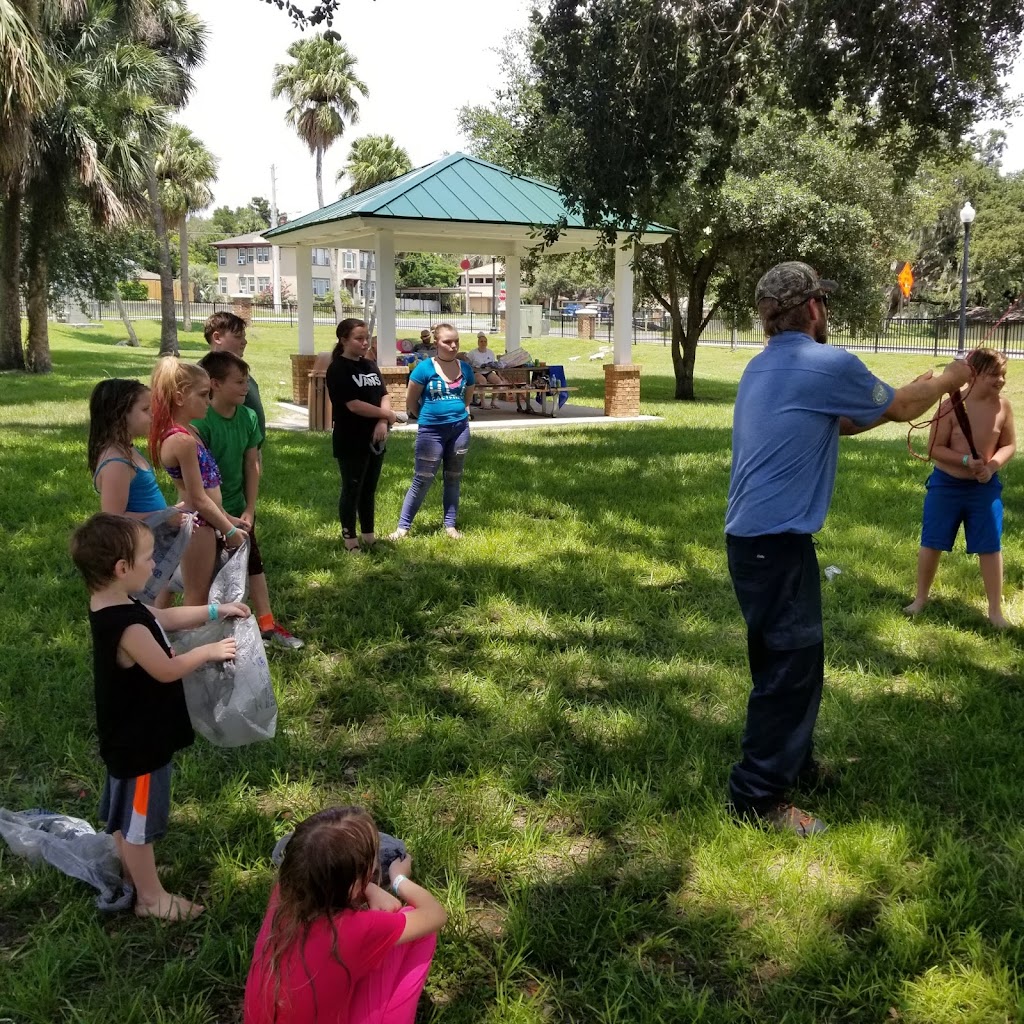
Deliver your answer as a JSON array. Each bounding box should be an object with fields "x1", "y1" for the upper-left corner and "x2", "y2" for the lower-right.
[{"x1": 71, "y1": 514, "x2": 250, "y2": 921}]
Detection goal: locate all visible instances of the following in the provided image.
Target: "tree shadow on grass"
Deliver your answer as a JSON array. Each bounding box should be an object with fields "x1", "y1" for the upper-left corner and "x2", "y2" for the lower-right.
[{"x1": 4, "y1": 412, "x2": 1024, "y2": 1022}]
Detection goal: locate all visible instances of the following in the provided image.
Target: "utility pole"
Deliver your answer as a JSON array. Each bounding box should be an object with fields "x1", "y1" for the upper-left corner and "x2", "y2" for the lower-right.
[{"x1": 270, "y1": 165, "x2": 282, "y2": 309}]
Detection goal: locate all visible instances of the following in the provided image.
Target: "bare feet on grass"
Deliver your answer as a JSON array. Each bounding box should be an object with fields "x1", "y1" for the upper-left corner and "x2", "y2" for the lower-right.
[
  {"x1": 903, "y1": 599, "x2": 927, "y2": 615},
  {"x1": 445, "y1": 527, "x2": 463, "y2": 539},
  {"x1": 387, "y1": 528, "x2": 409, "y2": 542},
  {"x1": 135, "y1": 892, "x2": 204, "y2": 921},
  {"x1": 989, "y1": 611, "x2": 1012, "y2": 629}
]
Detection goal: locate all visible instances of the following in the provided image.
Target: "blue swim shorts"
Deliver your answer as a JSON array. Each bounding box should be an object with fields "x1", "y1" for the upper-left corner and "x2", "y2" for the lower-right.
[{"x1": 921, "y1": 468, "x2": 1003, "y2": 555}]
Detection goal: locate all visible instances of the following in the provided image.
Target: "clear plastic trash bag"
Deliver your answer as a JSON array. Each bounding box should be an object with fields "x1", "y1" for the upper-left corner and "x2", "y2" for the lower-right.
[
  {"x1": 135, "y1": 508, "x2": 193, "y2": 603},
  {"x1": 272, "y1": 829, "x2": 407, "y2": 874},
  {"x1": 0, "y1": 808, "x2": 133, "y2": 913},
  {"x1": 173, "y1": 538, "x2": 278, "y2": 747}
]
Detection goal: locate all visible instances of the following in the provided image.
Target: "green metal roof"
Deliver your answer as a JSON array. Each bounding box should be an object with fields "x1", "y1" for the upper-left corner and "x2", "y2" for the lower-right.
[{"x1": 265, "y1": 152, "x2": 674, "y2": 238}]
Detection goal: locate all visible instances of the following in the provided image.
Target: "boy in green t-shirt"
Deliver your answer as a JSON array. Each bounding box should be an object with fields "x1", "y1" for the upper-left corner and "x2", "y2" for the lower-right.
[{"x1": 194, "y1": 351, "x2": 303, "y2": 650}]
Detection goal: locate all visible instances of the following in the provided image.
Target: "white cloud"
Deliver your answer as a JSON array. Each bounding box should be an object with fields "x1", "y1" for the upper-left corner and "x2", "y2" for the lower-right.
[{"x1": 181, "y1": 0, "x2": 530, "y2": 217}]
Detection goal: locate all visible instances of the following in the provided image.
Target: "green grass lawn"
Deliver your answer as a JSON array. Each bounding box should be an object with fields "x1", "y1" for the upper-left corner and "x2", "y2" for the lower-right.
[{"x1": 2, "y1": 322, "x2": 1023, "y2": 1023}]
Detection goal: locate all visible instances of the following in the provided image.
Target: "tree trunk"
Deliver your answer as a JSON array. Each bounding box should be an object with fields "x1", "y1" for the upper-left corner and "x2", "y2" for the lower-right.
[
  {"x1": 0, "y1": 185, "x2": 26, "y2": 371},
  {"x1": 315, "y1": 146, "x2": 324, "y2": 209},
  {"x1": 24, "y1": 228, "x2": 51, "y2": 374},
  {"x1": 147, "y1": 158, "x2": 179, "y2": 356},
  {"x1": 665, "y1": 250, "x2": 692, "y2": 399},
  {"x1": 180, "y1": 215, "x2": 192, "y2": 332},
  {"x1": 115, "y1": 292, "x2": 139, "y2": 346}
]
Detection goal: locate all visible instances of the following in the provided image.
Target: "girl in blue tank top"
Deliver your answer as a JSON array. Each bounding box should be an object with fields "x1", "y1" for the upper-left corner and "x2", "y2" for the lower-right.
[{"x1": 89, "y1": 379, "x2": 171, "y2": 517}]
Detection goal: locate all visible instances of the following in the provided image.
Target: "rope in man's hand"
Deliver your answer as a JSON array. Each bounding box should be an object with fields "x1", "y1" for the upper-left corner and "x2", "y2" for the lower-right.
[{"x1": 906, "y1": 358, "x2": 977, "y2": 463}]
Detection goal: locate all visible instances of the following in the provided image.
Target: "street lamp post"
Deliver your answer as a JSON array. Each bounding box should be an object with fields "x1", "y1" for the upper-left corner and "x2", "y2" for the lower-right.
[{"x1": 957, "y1": 201, "x2": 976, "y2": 357}]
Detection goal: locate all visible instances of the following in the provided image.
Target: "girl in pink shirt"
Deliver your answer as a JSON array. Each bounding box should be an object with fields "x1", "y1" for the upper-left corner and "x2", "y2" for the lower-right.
[{"x1": 244, "y1": 806, "x2": 446, "y2": 1024}]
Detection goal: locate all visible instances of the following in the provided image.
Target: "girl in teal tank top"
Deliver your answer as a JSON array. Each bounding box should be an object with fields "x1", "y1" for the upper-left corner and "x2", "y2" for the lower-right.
[{"x1": 88, "y1": 379, "x2": 171, "y2": 516}]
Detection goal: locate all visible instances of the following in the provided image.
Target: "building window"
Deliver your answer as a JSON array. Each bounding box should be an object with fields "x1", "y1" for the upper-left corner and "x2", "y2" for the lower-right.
[
  {"x1": 218, "y1": 250, "x2": 226, "y2": 266},
  {"x1": 257, "y1": 277, "x2": 270, "y2": 291},
  {"x1": 369, "y1": 281, "x2": 376, "y2": 301},
  {"x1": 256, "y1": 247, "x2": 270, "y2": 263},
  {"x1": 218, "y1": 276, "x2": 227, "y2": 293},
  {"x1": 312, "y1": 277, "x2": 331, "y2": 298},
  {"x1": 312, "y1": 247, "x2": 331, "y2": 266},
  {"x1": 238, "y1": 276, "x2": 255, "y2": 295},
  {"x1": 343, "y1": 251, "x2": 356, "y2": 270},
  {"x1": 237, "y1": 249, "x2": 246, "y2": 265}
]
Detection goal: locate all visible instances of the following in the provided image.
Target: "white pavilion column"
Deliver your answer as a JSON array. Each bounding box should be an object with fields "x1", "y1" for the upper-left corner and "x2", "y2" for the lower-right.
[
  {"x1": 612, "y1": 242, "x2": 635, "y2": 365},
  {"x1": 605, "y1": 242, "x2": 641, "y2": 417},
  {"x1": 505, "y1": 244, "x2": 521, "y2": 352},
  {"x1": 295, "y1": 243, "x2": 314, "y2": 355},
  {"x1": 374, "y1": 229, "x2": 396, "y2": 366}
]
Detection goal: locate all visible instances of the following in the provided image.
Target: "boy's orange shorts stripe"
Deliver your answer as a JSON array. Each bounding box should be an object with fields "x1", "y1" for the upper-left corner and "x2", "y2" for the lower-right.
[{"x1": 132, "y1": 773, "x2": 151, "y2": 816}]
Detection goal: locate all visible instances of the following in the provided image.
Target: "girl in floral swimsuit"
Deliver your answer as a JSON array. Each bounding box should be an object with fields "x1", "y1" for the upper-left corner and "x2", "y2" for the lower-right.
[{"x1": 149, "y1": 358, "x2": 247, "y2": 605}]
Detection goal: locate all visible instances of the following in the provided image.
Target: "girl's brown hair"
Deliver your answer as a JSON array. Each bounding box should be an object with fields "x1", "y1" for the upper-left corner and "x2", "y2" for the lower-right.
[
  {"x1": 258, "y1": 806, "x2": 380, "y2": 1019},
  {"x1": 332, "y1": 318, "x2": 367, "y2": 361},
  {"x1": 87, "y1": 379, "x2": 149, "y2": 473},
  {"x1": 148, "y1": 358, "x2": 207, "y2": 467}
]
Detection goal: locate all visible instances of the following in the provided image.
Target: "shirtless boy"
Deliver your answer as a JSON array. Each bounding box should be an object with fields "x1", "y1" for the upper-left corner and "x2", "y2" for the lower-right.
[{"x1": 905, "y1": 347, "x2": 1017, "y2": 626}]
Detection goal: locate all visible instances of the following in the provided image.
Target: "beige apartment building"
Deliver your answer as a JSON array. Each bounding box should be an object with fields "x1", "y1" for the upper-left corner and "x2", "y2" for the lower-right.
[{"x1": 213, "y1": 231, "x2": 377, "y2": 303}]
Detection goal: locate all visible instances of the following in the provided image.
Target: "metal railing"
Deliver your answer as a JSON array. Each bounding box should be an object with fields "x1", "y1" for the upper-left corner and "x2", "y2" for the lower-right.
[{"x1": 638, "y1": 314, "x2": 1024, "y2": 356}]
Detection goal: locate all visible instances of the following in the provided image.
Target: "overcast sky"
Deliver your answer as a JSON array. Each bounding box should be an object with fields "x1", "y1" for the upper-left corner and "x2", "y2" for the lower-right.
[{"x1": 182, "y1": 0, "x2": 1024, "y2": 219}]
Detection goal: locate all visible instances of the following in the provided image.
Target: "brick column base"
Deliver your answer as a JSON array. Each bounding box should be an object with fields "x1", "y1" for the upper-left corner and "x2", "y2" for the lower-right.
[
  {"x1": 290, "y1": 353, "x2": 317, "y2": 405},
  {"x1": 379, "y1": 365, "x2": 410, "y2": 413},
  {"x1": 233, "y1": 296, "x2": 253, "y2": 320},
  {"x1": 604, "y1": 363, "x2": 642, "y2": 417}
]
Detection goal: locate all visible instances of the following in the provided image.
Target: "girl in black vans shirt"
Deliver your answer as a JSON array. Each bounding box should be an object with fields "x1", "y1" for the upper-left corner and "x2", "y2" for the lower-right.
[{"x1": 326, "y1": 318, "x2": 398, "y2": 551}]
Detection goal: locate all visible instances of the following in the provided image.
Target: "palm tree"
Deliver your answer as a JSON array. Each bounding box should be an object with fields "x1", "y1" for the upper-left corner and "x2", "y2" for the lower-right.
[
  {"x1": 272, "y1": 33, "x2": 367, "y2": 320},
  {"x1": 20, "y1": 1, "x2": 172, "y2": 371},
  {"x1": 156, "y1": 125, "x2": 217, "y2": 333},
  {"x1": 337, "y1": 134, "x2": 411, "y2": 323},
  {"x1": 337, "y1": 134, "x2": 411, "y2": 196},
  {"x1": 272, "y1": 34, "x2": 367, "y2": 207},
  {"x1": 0, "y1": 0, "x2": 59, "y2": 371},
  {"x1": 139, "y1": 0, "x2": 207, "y2": 355},
  {"x1": 1, "y1": 0, "x2": 178, "y2": 371}
]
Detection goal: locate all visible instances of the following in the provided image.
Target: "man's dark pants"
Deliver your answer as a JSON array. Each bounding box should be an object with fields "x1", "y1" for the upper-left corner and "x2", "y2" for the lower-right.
[{"x1": 726, "y1": 533, "x2": 825, "y2": 813}]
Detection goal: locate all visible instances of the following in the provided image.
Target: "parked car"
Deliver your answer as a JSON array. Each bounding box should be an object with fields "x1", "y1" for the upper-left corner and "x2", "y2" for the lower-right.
[
  {"x1": 559, "y1": 302, "x2": 582, "y2": 318},
  {"x1": 633, "y1": 314, "x2": 668, "y2": 331}
]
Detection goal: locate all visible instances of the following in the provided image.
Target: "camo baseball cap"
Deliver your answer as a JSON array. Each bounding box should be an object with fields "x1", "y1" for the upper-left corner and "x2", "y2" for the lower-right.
[{"x1": 755, "y1": 262, "x2": 838, "y2": 310}]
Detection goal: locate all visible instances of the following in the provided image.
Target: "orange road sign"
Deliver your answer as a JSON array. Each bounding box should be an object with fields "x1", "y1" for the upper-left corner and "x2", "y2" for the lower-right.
[{"x1": 898, "y1": 263, "x2": 914, "y2": 298}]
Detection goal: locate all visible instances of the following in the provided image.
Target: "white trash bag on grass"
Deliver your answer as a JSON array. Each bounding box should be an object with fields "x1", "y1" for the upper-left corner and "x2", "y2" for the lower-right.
[
  {"x1": 173, "y1": 538, "x2": 278, "y2": 747},
  {"x1": 0, "y1": 808, "x2": 133, "y2": 913}
]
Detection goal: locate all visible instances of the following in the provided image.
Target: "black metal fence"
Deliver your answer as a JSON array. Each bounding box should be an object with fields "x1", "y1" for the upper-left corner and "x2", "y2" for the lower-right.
[
  {"x1": 65, "y1": 300, "x2": 1024, "y2": 357},
  {"x1": 638, "y1": 314, "x2": 1024, "y2": 356},
  {"x1": 80, "y1": 300, "x2": 527, "y2": 335}
]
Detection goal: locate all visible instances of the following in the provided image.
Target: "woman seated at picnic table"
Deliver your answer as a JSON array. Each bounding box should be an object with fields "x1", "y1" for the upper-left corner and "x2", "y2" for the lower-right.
[{"x1": 466, "y1": 332, "x2": 507, "y2": 409}]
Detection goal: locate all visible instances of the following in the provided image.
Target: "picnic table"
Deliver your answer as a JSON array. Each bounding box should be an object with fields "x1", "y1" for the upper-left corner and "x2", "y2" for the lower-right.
[{"x1": 472, "y1": 365, "x2": 577, "y2": 417}]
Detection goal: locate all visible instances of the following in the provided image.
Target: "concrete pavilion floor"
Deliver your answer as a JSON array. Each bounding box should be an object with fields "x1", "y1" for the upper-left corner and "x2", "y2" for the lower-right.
[{"x1": 270, "y1": 398, "x2": 656, "y2": 433}]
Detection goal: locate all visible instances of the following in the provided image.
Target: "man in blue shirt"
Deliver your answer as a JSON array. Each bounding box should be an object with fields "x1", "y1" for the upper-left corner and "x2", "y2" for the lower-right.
[{"x1": 726, "y1": 262, "x2": 972, "y2": 835}]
